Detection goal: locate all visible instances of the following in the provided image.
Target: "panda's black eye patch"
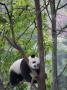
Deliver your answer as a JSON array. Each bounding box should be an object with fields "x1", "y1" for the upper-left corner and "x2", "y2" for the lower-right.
[{"x1": 33, "y1": 61, "x2": 36, "y2": 63}]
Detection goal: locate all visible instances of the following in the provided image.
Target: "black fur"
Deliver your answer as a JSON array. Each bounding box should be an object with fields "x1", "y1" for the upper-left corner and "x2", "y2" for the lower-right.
[
  {"x1": 10, "y1": 70, "x2": 23, "y2": 86},
  {"x1": 10, "y1": 59, "x2": 38, "y2": 86},
  {"x1": 20, "y1": 60, "x2": 32, "y2": 82}
]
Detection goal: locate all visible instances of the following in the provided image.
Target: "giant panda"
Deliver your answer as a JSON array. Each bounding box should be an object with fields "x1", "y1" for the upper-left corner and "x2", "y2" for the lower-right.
[{"x1": 9, "y1": 55, "x2": 40, "y2": 86}]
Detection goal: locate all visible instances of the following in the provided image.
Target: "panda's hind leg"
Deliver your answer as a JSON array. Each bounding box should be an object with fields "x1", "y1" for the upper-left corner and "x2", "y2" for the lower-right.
[{"x1": 10, "y1": 71, "x2": 23, "y2": 86}]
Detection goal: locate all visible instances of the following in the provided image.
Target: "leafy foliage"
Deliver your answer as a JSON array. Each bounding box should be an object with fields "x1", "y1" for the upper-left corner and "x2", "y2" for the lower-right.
[{"x1": 0, "y1": 0, "x2": 52, "y2": 90}]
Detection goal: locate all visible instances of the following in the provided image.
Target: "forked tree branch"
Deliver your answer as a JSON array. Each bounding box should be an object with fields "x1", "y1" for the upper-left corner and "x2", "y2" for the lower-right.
[
  {"x1": 57, "y1": 25, "x2": 67, "y2": 35},
  {"x1": 0, "y1": 2, "x2": 29, "y2": 62},
  {"x1": 5, "y1": 35, "x2": 29, "y2": 63},
  {"x1": 56, "y1": 3, "x2": 67, "y2": 11},
  {"x1": 0, "y1": 2, "x2": 15, "y2": 41},
  {"x1": 43, "y1": 0, "x2": 52, "y2": 22},
  {"x1": 56, "y1": 0, "x2": 61, "y2": 10}
]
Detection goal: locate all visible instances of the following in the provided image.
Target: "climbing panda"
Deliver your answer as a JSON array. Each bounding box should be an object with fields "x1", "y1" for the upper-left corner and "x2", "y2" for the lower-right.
[{"x1": 9, "y1": 55, "x2": 40, "y2": 86}]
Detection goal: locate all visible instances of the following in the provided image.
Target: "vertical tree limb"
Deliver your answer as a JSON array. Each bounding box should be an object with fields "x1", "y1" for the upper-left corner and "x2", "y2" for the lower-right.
[
  {"x1": 34, "y1": 0, "x2": 46, "y2": 90},
  {"x1": 49, "y1": 0, "x2": 59, "y2": 90}
]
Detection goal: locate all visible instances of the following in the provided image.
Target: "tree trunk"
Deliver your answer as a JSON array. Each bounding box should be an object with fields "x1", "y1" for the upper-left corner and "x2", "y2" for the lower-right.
[
  {"x1": 34, "y1": 0, "x2": 46, "y2": 90},
  {"x1": 0, "y1": 78, "x2": 5, "y2": 90},
  {"x1": 49, "y1": 0, "x2": 59, "y2": 90}
]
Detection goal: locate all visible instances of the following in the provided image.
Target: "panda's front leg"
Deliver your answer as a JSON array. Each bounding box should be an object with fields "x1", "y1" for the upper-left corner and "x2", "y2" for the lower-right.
[
  {"x1": 20, "y1": 60, "x2": 32, "y2": 82},
  {"x1": 21, "y1": 68, "x2": 36, "y2": 83},
  {"x1": 23, "y1": 72, "x2": 32, "y2": 82}
]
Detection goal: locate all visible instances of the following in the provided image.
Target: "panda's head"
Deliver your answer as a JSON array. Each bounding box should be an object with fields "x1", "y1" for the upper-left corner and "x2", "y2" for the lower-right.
[{"x1": 28, "y1": 55, "x2": 40, "y2": 70}]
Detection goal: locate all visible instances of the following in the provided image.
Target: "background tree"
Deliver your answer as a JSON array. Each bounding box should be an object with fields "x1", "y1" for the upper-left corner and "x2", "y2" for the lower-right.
[{"x1": 44, "y1": 0, "x2": 67, "y2": 90}]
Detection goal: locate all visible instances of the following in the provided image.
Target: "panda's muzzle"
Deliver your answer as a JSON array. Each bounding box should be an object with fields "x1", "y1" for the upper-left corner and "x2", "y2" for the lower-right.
[{"x1": 34, "y1": 64, "x2": 40, "y2": 69}]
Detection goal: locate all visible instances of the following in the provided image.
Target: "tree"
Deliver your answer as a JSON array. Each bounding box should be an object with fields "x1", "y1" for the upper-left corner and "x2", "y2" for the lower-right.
[
  {"x1": 44, "y1": 0, "x2": 67, "y2": 90},
  {"x1": 49, "y1": 0, "x2": 58, "y2": 90},
  {"x1": 34, "y1": 0, "x2": 46, "y2": 90},
  {"x1": 1, "y1": 0, "x2": 67, "y2": 90}
]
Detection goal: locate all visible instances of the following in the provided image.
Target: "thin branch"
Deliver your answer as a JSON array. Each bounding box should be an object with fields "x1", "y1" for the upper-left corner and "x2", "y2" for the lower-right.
[
  {"x1": 9, "y1": 0, "x2": 15, "y2": 42},
  {"x1": 17, "y1": 19, "x2": 35, "y2": 40},
  {"x1": 5, "y1": 36, "x2": 17, "y2": 49},
  {"x1": 30, "y1": 69, "x2": 39, "y2": 90},
  {"x1": 0, "y1": 2, "x2": 10, "y2": 20},
  {"x1": 5, "y1": 36, "x2": 24, "y2": 53},
  {"x1": 57, "y1": 25, "x2": 67, "y2": 35},
  {"x1": 25, "y1": 28, "x2": 35, "y2": 47},
  {"x1": 17, "y1": 28, "x2": 28, "y2": 40},
  {"x1": 40, "y1": 1, "x2": 49, "y2": 13},
  {"x1": 16, "y1": 7, "x2": 27, "y2": 18},
  {"x1": 0, "y1": 2, "x2": 15, "y2": 41},
  {"x1": 5, "y1": 35, "x2": 29, "y2": 63},
  {"x1": 58, "y1": 63, "x2": 67, "y2": 77},
  {"x1": 43, "y1": 0, "x2": 52, "y2": 22},
  {"x1": 14, "y1": 5, "x2": 28, "y2": 10},
  {"x1": 3, "y1": 46, "x2": 12, "y2": 60},
  {"x1": 30, "y1": 78, "x2": 34, "y2": 90},
  {"x1": 56, "y1": 3, "x2": 67, "y2": 10},
  {"x1": 56, "y1": 0, "x2": 61, "y2": 10},
  {"x1": 46, "y1": 8, "x2": 52, "y2": 22}
]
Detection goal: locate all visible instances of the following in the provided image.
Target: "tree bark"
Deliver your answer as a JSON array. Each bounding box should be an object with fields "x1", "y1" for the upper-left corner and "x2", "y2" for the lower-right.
[
  {"x1": 49, "y1": 0, "x2": 59, "y2": 90},
  {"x1": 0, "y1": 78, "x2": 5, "y2": 90},
  {"x1": 34, "y1": 0, "x2": 46, "y2": 90}
]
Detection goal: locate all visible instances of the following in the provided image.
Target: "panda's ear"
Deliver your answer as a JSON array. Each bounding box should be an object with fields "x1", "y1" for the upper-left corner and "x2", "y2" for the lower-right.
[{"x1": 31, "y1": 54, "x2": 35, "y2": 58}]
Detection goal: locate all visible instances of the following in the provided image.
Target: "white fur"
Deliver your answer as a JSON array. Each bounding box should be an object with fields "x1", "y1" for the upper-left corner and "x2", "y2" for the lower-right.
[
  {"x1": 9, "y1": 59, "x2": 23, "y2": 74},
  {"x1": 9, "y1": 56, "x2": 40, "y2": 74},
  {"x1": 28, "y1": 56, "x2": 40, "y2": 69}
]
